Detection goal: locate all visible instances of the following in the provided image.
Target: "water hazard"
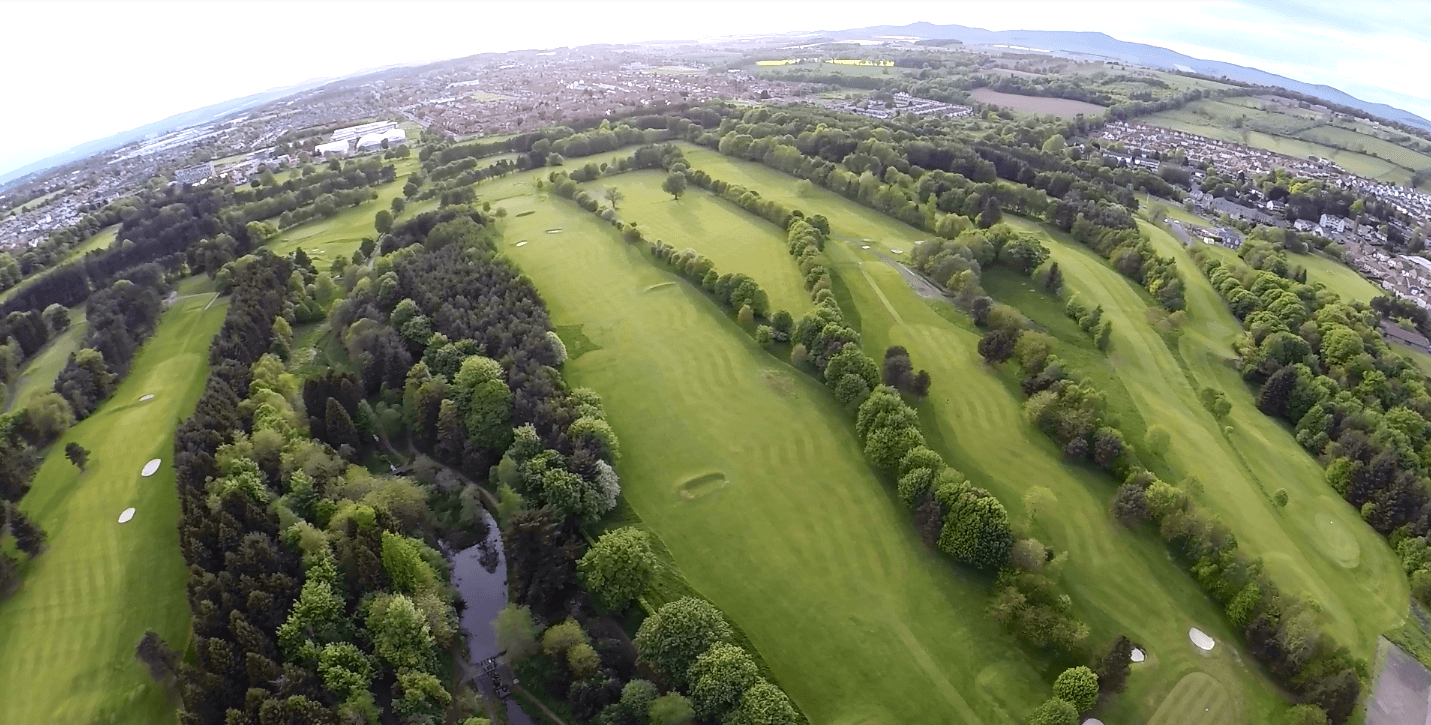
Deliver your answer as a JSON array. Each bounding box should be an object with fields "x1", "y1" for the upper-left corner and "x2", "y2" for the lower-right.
[{"x1": 450, "y1": 510, "x2": 536, "y2": 725}]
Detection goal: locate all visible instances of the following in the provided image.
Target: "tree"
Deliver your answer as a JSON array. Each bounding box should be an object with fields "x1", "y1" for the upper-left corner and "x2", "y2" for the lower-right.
[
  {"x1": 604, "y1": 187, "x2": 624, "y2": 209},
  {"x1": 662, "y1": 171, "x2": 688, "y2": 200},
  {"x1": 754, "y1": 325, "x2": 773, "y2": 347},
  {"x1": 978, "y1": 328, "x2": 1020, "y2": 364},
  {"x1": 1052, "y1": 666, "x2": 1099, "y2": 712},
  {"x1": 1145, "y1": 424, "x2": 1171, "y2": 457},
  {"x1": 579, "y1": 527, "x2": 657, "y2": 612},
  {"x1": 649, "y1": 693, "x2": 695, "y2": 725},
  {"x1": 1026, "y1": 698, "x2": 1078, "y2": 725},
  {"x1": 324, "y1": 397, "x2": 359, "y2": 451},
  {"x1": 725, "y1": 680, "x2": 798, "y2": 725},
  {"x1": 1274, "y1": 488, "x2": 1289, "y2": 507},
  {"x1": 737, "y1": 304, "x2": 755, "y2": 326},
  {"x1": 9, "y1": 507, "x2": 45, "y2": 556},
  {"x1": 1044, "y1": 262, "x2": 1064, "y2": 293},
  {"x1": 134, "y1": 630, "x2": 180, "y2": 688},
  {"x1": 978, "y1": 196, "x2": 1002, "y2": 228},
  {"x1": 1199, "y1": 386, "x2": 1232, "y2": 419},
  {"x1": 1283, "y1": 704, "x2": 1329, "y2": 725},
  {"x1": 688, "y1": 643, "x2": 759, "y2": 719},
  {"x1": 1091, "y1": 636, "x2": 1133, "y2": 694},
  {"x1": 634, "y1": 597, "x2": 732, "y2": 689},
  {"x1": 367, "y1": 593, "x2": 437, "y2": 672},
  {"x1": 542, "y1": 619, "x2": 588, "y2": 657},
  {"x1": 493, "y1": 603, "x2": 540, "y2": 660},
  {"x1": 391, "y1": 196, "x2": 407, "y2": 214},
  {"x1": 64, "y1": 442, "x2": 89, "y2": 471}
]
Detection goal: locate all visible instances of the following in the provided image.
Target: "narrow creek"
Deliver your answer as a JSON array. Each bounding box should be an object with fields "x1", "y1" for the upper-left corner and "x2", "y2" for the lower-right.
[{"x1": 450, "y1": 510, "x2": 537, "y2": 725}]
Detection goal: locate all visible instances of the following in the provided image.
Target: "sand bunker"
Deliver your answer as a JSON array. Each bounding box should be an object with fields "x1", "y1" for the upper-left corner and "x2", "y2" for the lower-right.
[
  {"x1": 546, "y1": 228, "x2": 563, "y2": 234},
  {"x1": 1189, "y1": 628, "x2": 1215, "y2": 651},
  {"x1": 139, "y1": 394, "x2": 154, "y2": 401},
  {"x1": 1082, "y1": 720, "x2": 1104, "y2": 725},
  {"x1": 141, "y1": 459, "x2": 162, "y2": 477},
  {"x1": 515, "y1": 241, "x2": 528, "y2": 247},
  {"x1": 861, "y1": 245, "x2": 871, "y2": 249},
  {"x1": 1131, "y1": 648, "x2": 1145, "y2": 662},
  {"x1": 678, "y1": 472, "x2": 728, "y2": 500},
  {"x1": 914, "y1": 240, "x2": 925, "y2": 245},
  {"x1": 118, "y1": 508, "x2": 135, "y2": 524},
  {"x1": 890, "y1": 249, "x2": 904, "y2": 254}
]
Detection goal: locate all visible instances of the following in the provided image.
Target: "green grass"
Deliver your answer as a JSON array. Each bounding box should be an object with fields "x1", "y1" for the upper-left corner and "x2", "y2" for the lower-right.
[
  {"x1": 1298, "y1": 252, "x2": 1384, "y2": 304},
  {"x1": 0, "y1": 288, "x2": 229, "y2": 725},
  {"x1": 1146, "y1": 672, "x2": 1233, "y2": 725},
  {"x1": 664, "y1": 144, "x2": 1413, "y2": 722},
  {"x1": 483, "y1": 169, "x2": 1055, "y2": 725},
  {"x1": 4, "y1": 307, "x2": 86, "y2": 412},
  {"x1": 267, "y1": 156, "x2": 421, "y2": 263},
  {"x1": 0, "y1": 225, "x2": 121, "y2": 306},
  {"x1": 583, "y1": 170, "x2": 814, "y2": 315}
]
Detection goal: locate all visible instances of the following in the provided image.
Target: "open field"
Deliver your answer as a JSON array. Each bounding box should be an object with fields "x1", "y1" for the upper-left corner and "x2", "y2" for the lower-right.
[
  {"x1": 478, "y1": 168, "x2": 1055, "y2": 724},
  {"x1": 0, "y1": 224, "x2": 120, "y2": 306},
  {"x1": 0, "y1": 289, "x2": 228, "y2": 725},
  {"x1": 266, "y1": 156, "x2": 421, "y2": 263},
  {"x1": 969, "y1": 88, "x2": 1106, "y2": 118},
  {"x1": 671, "y1": 143, "x2": 1286, "y2": 722},
  {"x1": 4, "y1": 307, "x2": 86, "y2": 412},
  {"x1": 468, "y1": 91, "x2": 511, "y2": 103},
  {"x1": 1143, "y1": 99, "x2": 1431, "y2": 188},
  {"x1": 580, "y1": 170, "x2": 813, "y2": 315},
  {"x1": 1196, "y1": 243, "x2": 1385, "y2": 306}
]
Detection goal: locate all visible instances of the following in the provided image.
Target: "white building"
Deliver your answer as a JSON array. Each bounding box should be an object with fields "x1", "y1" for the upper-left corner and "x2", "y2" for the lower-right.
[
  {"x1": 1294, "y1": 219, "x2": 1318, "y2": 233},
  {"x1": 174, "y1": 162, "x2": 214, "y2": 185},
  {"x1": 315, "y1": 139, "x2": 352, "y2": 157},
  {"x1": 1320, "y1": 213, "x2": 1348, "y2": 234},
  {"x1": 355, "y1": 128, "x2": 408, "y2": 151},
  {"x1": 332, "y1": 121, "x2": 397, "y2": 143}
]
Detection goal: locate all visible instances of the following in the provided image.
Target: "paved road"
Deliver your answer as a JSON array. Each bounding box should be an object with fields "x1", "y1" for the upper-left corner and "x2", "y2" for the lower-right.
[{"x1": 1367, "y1": 638, "x2": 1431, "y2": 725}]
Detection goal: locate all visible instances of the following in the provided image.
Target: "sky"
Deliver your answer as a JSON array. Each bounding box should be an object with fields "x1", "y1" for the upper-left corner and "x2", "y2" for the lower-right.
[{"x1": 2, "y1": 0, "x2": 1427, "y2": 178}]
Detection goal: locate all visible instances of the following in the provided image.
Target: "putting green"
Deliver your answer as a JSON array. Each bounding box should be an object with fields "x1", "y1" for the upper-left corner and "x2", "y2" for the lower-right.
[
  {"x1": 1312, "y1": 506, "x2": 1362, "y2": 568},
  {"x1": 1147, "y1": 672, "x2": 1232, "y2": 725},
  {"x1": 0, "y1": 290, "x2": 228, "y2": 725},
  {"x1": 482, "y1": 170, "x2": 1051, "y2": 724}
]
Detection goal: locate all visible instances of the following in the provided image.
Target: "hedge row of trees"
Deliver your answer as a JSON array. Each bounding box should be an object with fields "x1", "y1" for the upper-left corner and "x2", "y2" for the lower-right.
[
  {"x1": 53, "y1": 264, "x2": 168, "y2": 419},
  {"x1": 1194, "y1": 243, "x2": 1431, "y2": 594}
]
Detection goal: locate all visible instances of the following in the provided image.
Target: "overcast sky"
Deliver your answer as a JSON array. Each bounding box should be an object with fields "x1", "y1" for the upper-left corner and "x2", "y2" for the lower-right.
[{"x1": 2, "y1": 0, "x2": 1427, "y2": 178}]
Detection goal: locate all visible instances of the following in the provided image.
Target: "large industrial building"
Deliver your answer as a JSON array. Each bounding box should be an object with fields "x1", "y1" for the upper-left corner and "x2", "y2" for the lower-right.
[
  {"x1": 331, "y1": 121, "x2": 398, "y2": 143},
  {"x1": 315, "y1": 139, "x2": 352, "y2": 157},
  {"x1": 173, "y1": 162, "x2": 215, "y2": 185},
  {"x1": 356, "y1": 128, "x2": 408, "y2": 151}
]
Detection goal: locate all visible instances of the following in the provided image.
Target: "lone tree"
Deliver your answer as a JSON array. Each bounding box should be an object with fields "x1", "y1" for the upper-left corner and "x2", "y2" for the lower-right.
[
  {"x1": 578, "y1": 527, "x2": 658, "y2": 612},
  {"x1": 8, "y1": 506, "x2": 46, "y2": 556},
  {"x1": 65, "y1": 442, "x2": 89, "y2": 471},
  {"x1": 662, "y1": 171, "x2": 688, "y2": 200},
  {"x1": 604, "y1": 187, "x2": 625, "y2": 209},
  {"x1": 135, "y1": 630, "x2": 180, "y2": 689},
  {"x1": 375, "y1": 209, "x2": 393, "y2": 234}
]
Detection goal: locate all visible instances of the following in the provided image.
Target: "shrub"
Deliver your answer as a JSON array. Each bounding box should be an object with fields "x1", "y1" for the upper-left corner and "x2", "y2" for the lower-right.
[{"x1": 1052, "y1": 666, "x2": 1099, "y2": 712}]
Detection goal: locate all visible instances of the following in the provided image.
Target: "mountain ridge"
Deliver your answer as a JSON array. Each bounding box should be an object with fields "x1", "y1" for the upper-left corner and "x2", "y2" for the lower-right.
[{"x1": 818, "y1": 22, "x2": 1431, "y2": 131}]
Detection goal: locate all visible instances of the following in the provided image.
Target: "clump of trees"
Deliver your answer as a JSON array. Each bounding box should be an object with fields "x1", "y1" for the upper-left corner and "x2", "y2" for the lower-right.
[{"x1": 54, "y1": 264, "x2": 168, "y2": 419}]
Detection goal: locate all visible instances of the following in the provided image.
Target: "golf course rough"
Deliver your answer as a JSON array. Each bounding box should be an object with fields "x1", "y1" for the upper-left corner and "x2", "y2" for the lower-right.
[{"x1": 0, "y1": 292, "x2": 228, "y2": 725}]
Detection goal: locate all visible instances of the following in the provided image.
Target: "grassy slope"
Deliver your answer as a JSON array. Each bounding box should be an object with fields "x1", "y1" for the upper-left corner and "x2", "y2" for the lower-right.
[
  {"x1": 1299, "y1": 252, "x2": 1385, "y2": 305},
  {"x1": 0, "y1": 225, "x2": 119, "y2": 306},
  {"x1": 5, "y1": 307, "x2": 86, "y2": 412},
  {"x1": 267, "y1": 156, "x2": 421, "y2": 264},
  {"x1": 482, "y1": 170, "x2": 1052, "y2": 725},
  {"x1": 0, "y1": 290, "x2": 228, "y2": 725},
  {"x1": 583, "y1": 170, "x2": 814, "y2": 316},
  {"x1": 674, "y1": 144, "x2": 1285, "y2": 722},
  {"x1": 1138, "y1": 221, "x2": 1409, "y2": 641}
]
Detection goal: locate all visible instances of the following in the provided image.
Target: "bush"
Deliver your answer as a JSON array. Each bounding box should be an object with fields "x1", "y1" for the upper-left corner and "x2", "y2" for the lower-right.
[
  {"x1": 1027, "y1": 698, "x2": 1077, "y2": 725},
  {"x1": 1052, "y1": 666, "x2": 1099, "y2": 712}
]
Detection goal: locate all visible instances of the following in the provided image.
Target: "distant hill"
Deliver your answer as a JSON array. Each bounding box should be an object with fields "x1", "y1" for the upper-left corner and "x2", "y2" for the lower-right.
[
  {"x1": 0, "y1": 77, "x2": 337, "y2": 188},
  {"x1": 820, "y1": 22, "x2": 1431, "y2": 132}
]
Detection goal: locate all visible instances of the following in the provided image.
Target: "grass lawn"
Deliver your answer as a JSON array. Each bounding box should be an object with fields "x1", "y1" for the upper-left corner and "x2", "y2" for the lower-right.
[
  {"x1": 267, "y1": 156, "x2": 421, "y2": 264},
  {"x1": 0, "y1": 225, "x2": 120, "y2": 306},
  {"x1": 0, "y1": 288, "x2": 228, "y2": 725},
  {"x1": 665, "y1": 144, "x2": 1410, "y2": 722},
  {"x1": 582, "y1": 170, "x2": 814, "y2": 315},
  {"x1": 968, "y1": 88, "x2": 1106, "y2": 118},
  {"x1": 4, "y1": 307, "x2": 86, "y2": 412},
  {"x1": 482, "y1": 169, "x2": 1054, "y2": 725},
  {"x1": 1298, "y1": 252, "x2": 1385, "y2": 304}
]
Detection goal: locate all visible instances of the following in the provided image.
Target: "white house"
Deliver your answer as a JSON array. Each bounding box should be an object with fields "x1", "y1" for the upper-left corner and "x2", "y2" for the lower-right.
[
  {"x1": 1294, "y1": 218, "x2": 1317, "y2": 233},
  {"x1": 355, "y1": 128, "x2": 408, "y2": 151},
  {"x1": 1320, "y1": 213, "x2": 1348, "y2": 234},
  {"x1": 315, "y1": 139, "x2": 352, "y2": 157}
]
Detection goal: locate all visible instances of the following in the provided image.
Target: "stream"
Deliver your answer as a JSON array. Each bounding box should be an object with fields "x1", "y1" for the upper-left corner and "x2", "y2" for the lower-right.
[{"x1": 450, "y1": 510, "x2": 537, "y2": 725}]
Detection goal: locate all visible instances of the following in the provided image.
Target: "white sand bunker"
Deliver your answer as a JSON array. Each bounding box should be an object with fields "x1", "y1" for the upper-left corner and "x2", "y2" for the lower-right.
[
  {"x1": 891, "y1": 249, "x2": 903, "y2": 254},
  {"x1": 546, "y1": 228, "x2": 563, "y2": 234},
  {"x1": 1131, "y1": 648, "x2": 1146, "y2": 662},
  {"x1": 515, "y1": 241, "x2": 528, "y2": 247},
  {"x1": 914, "y1": 240, "x2": 925, "y2": 244},
  {"x1": 141, "y1": 459, "x2": 162, "y2": 477},
  {"x1": 1082, "y1": 720, "x2": 1105, "y2": 725},
  {"x1": 1189, "y1": 628, "x2": 1215, "y2": 651},
  {"x1": 118, "y1": 507, "x2": 135, "y2": 524},
  {"x1": 861, "y1": 245, "x2": 870, "y2": 249},
  {"x1": 139, "y1": 394, "x2": 154, "y2": 401}
]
